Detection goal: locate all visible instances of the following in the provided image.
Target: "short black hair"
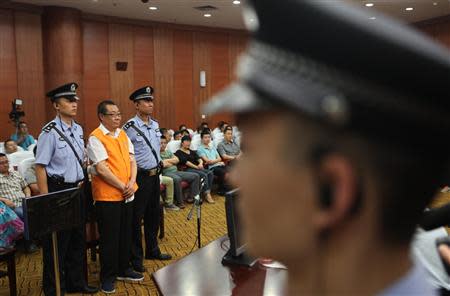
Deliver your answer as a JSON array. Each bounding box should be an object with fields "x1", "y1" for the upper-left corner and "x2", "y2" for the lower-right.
[
  {"x1": 159, "y1": 128, "x2": 168, "y2": 135},
  {"x1": 224, "y1": 126, "x2": 233, "y2": 133},
  {"x1": 97, "y1": 100, "x2": 117, "y2": 119},
  {"x1": 181, "y1": 130, "x2": 190, "y2": 136},
  {"x1": 161, "y1": 135, "x2": 167, "y2": 141},
  {"x1": 19, "y1": 121, "x2": 27, "y2": 126},
  {"x1": 201, "y1": 122, "x2": 208, "y2": 127},
  {"x1": 181, "y1": 135, "x2": 191, "y2": 143},
  {"x1": 0, "y1": 153, "x2": 6, "y2": 158},
  {"x1": 173, "y1": 131, "x2": 182, "y2": 138},
  {"x1": 4, "y1": 139, "x2": 15, "y2": 145},
  {"x1": 33, "y1": 145, "x2": 37, "y2": 156},
  {"x1": 179, "y1": 124, "x2": 187, "y2": 131},
  {"x1": 217, "y1": 121, "x2": 225, "y2": 128},
  {"x1": 201, "y1": 130, "x2": 212, "y2": 139}
]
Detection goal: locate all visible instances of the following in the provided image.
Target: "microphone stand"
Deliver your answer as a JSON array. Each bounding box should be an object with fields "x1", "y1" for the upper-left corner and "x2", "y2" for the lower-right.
[{"x1": 187, "y1": 177, "x2": 205, "y2": 249}]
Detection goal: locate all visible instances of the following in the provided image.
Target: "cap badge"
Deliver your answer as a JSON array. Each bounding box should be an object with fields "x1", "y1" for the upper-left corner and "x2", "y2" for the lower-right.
[
  {"x1": 146, "y1": 87, "x2": 151, "y2": 93},
  {"x1": 71, "y1": 84, "x2": 76, "y2": 92}
]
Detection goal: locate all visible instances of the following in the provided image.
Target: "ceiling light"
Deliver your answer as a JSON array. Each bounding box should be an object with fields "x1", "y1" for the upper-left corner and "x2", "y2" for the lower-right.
[
  {"x1": 204, "y1": 13, "x2": 212, "y2": 18},
  {"x1": 365, "y1": 3, "x2": 374, "y2": 7},
  {"x1": 433, "y1": 2, "x2": 438, "y2": 5},
  {"x1": 405, "y1": 7, "x2": 414, "y2": 11},
  {"x1": 233, "y1": 0, "x2": 241, "y2": 4},
  {"x1": 369, "y1": 16, "x2": 376, "y2": 20},
  {"x1": 149, "y1": 6, "x2": 158, "y2": 10}
]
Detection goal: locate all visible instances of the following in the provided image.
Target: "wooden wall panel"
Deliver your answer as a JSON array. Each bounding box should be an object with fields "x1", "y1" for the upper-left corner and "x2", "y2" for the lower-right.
[
  {"x1": 82, "y1": 21, "x2": 110, "y2": 134},
  {"x1": 173, "y1": 30, "x2": 194, "y2": 129},
  {"x1": 14, "y1": 11, "x2": 46, "y2": 137},
  {"x1": 210, "y1": 33, "x2": 232, "y2": 126},
  {"x1": 0, "y1": 9, "x2": 18, "y2": 140},
  {"x1": 193, "y1": 32, "x2": 211, "y2": 129},
  {"x1": 153, "y1": 27, "x2": 174, "y2": 128},
  {"x1": 108, "y1": 23, "x2": 134, "y2": 121},
  {"x1": 133, "y1": 26, "x2": 154, "y2": 90},
  {"x1": 417, "y1": 18, "x2": 450, "y2": 49}
]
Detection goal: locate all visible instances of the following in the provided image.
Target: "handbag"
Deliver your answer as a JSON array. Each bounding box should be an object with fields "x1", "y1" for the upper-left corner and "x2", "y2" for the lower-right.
[{"x1": 0, "y1": 202, "x2": 24, "y2": 249}]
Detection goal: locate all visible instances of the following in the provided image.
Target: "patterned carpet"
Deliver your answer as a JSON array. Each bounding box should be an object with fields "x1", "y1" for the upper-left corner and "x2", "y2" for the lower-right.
[{"x1": 0, "y1": 195, "x2": 227, "y2": 296}]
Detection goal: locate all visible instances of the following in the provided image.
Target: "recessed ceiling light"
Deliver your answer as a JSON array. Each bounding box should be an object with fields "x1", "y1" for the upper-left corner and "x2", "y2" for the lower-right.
[
  {"x1": 233, "y1": 0, "x2": 241, "y2": 4},
  {"x1": 149, "y1": 6, "x2": 158, "y2": 10},
  {"x1": 405, "y1": 7, "x2": 414, "y2": 11},
  {"x1": 433, "y1": 2, "x2": 438, "y2": 5},
  {"x1": 365, "y1": 3, "x2": 374, "y2": 7},
  {"x1": 204, "y1": 13, "x2": 212, "y2": 18},
  {"x1": 369, "y1": 16, "x2": 376, "y2": 20}
]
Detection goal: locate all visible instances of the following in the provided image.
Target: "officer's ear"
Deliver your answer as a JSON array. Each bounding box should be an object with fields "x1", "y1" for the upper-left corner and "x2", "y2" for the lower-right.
[
  {"x1": 53, "y1": 100, "x2": 60, "y2": 111},
  {"x1": 313, "y1": 153, "x2": 360, "y2": 232}
]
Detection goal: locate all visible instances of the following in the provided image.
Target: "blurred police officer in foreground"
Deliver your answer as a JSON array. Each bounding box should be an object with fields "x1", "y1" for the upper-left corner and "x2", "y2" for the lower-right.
[
  {"x1": 124, "y1": 86, "x2": 171, "y2": 273},
  {"x1": 36, "y1": 83, "x2": 98, "y2": 295},
  {"x1": 204, "y1": 0, "x2": 450, "y2": 294}
]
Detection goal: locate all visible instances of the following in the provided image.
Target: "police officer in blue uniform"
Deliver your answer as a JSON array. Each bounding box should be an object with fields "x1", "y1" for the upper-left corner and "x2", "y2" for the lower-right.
[
  {"x1": 124, "y1": 86, "x2": 172, "y2": 272},
  {"x1": 203, "y1": 0, "x2": 450, "y2": 295},
  {"x1": 35, "y1": 83, "x2": 98, "y2": 295}
]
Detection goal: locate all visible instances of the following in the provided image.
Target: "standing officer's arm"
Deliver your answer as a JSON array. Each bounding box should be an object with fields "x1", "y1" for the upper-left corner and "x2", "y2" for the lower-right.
[{"x1": 36, "y1": 165, "x2": 48, "y2": 194}]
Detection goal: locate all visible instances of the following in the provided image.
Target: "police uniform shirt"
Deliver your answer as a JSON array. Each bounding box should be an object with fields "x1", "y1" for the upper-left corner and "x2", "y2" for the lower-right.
[
  {"x1": 35, "y1": 117, "x2": 85, "y2": 183},
  {"x1": 124, "y1": 115, "x2": 161, "y2": 170}
]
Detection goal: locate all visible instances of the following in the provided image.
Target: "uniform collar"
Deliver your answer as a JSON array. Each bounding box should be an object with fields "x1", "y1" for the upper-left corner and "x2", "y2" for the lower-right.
[
  {"x1": 134, "y1": 115, "x2": 152, "y2": 128},
  {"x1": 54, "y1": 116, "x2": 77, "y2": 131},
  {"x1": 99, "y1": 123, "x2": 121, "y2": 137}
]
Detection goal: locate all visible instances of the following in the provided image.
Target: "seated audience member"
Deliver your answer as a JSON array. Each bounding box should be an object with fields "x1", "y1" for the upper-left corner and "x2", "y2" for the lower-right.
[
  {"x1": 179, "y1": 124, "x2": 187, "y2": 131},
  {"x1": 197, "y1": 131, "x2": 229, "y2": 195},
  {"x1": 181, "y1": 129, "x2": 190, "y2": 137},
  {"x1": 160, "y1": 136, "x2": 200, "y2": 207},
  {"x1": 200, "y1": 122, "x2": 209, "y2": 130},
  {"x1": 22, "y1": 146, "x2": 39, "y2": 195},
  {"x1": 212, "y1": 121, "x2": 225, "y2": 136},
  {"x1": 175, "y1": 136, "x2": 214, "y2": 203},
  {"x1": 160, "y1": 176, "x2": 179, "y2": 211},
  {"x1": 0, "y1": 153, "x2": 31, "y2": 219},
  {"x1": 173, "y1": 131, "x2": 183, "y2": 141},
  {"x1": 160, "y1": 128, "x2": 172, "y2": 142},
  {"x1": 0, "y1": 200, "x2": 24, "y2": 250},
  {"x1": 217, "y1": 126, "x2": 242, "y2": 164},
  {"x1": 4, "y1": 139, "x2": 18, "y2": 155},
  {"x1": 11, "y1": 121, "x2": 36, "y2": 150}
]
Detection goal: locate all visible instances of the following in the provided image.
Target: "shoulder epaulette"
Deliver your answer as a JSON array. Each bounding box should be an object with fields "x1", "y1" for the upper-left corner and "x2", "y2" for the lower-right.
[
  {"x1": 123, "y1": 120, "x2": 135, "y2": 130},
  {"x1": 42, "y1": 122, "x2": 56, "y2": 133}
]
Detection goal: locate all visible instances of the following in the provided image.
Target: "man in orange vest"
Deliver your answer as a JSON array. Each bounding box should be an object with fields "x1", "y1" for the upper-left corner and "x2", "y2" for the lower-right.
[{"x1": 87, "y1": 100, "x2": 143, "y2": 294}]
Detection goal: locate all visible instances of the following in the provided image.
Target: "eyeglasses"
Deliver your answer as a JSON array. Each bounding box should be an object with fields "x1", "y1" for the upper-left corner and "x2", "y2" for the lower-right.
[{"x1": 103, "y1": 113, "x2": 122, "y2": 118}]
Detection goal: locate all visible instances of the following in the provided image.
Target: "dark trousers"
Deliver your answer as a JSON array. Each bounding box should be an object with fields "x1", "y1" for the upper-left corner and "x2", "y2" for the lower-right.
[
  {"x1": 131, "y1": 173, "x2": 160, "y2": 268},
  {"x1": 96, "y1": 201, "x2": 133, "y2": 284},
  {"x1": 210, "y1": 165, "x2": 229, "y2": 192},
  {"x1": 42, "y1": 181, "x2": 86, "y2": 296}
]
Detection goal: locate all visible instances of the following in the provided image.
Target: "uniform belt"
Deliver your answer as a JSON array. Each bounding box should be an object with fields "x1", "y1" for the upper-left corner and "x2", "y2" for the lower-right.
[
  {"x1": 138, "y1": 167, "x2": 159, "y2": 176},
  {"x1": 47, "y1": 176, "x2": 82, "y2": 187}
]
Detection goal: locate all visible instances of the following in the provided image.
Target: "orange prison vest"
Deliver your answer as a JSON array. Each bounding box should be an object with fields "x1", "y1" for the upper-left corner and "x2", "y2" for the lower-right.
[{"x1": 90, "y1": 128, "x2": 138, "y2": 202}]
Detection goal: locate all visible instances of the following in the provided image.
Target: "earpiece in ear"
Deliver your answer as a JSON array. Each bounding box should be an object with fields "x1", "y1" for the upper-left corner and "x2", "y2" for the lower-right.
[{"x1": 319, "y1": 184, "x2": 333, "y2": 209}]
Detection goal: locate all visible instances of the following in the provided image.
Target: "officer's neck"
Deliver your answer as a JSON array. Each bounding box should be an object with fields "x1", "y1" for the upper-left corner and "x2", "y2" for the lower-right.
[
  {"x1": 137, "y1": 112, "x2": 150, "y2": 125},
  {"x1": 58, "y1": 114, "x2": 73, "y2": 127}
]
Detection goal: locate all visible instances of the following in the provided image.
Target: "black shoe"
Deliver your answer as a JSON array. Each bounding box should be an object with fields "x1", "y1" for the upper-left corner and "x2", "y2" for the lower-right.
[
  {"x1": 146, "y1": 252, "x2": 172, "y2": 260},
  {"x1": 117, "y1": 269, "x2": 144, "y2": 282},
  {"x1": 66, "y1": 285, "x2": 98, "y2": 294},
  {"x1": 133, "y1": 264, "x2": 146, "y2": 273}
]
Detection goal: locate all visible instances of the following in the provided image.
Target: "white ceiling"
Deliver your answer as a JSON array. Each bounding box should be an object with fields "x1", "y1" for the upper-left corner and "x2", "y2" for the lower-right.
[{"x1": 12, "y1": 0, "x2": 450, "y2": 29}]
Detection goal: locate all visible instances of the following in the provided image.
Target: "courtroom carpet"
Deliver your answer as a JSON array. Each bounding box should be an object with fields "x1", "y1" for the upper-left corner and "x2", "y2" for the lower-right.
[{"x1": 0, "y1": 194, "x2": 227, "y2": 296}]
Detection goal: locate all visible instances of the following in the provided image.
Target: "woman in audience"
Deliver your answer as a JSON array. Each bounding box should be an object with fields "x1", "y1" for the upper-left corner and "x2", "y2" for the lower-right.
[
  {"x1": 175, "y1": 136, "x2": 214, "y2": 203},
  {"x1": 0, "y1": 200, "x2": 24, "y2": 250}
]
